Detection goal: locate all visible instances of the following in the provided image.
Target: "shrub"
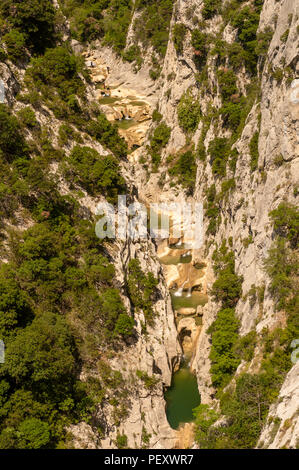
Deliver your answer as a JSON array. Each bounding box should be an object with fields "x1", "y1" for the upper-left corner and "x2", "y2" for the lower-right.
[
  {"x1": 269, "y1": 202, "x2": 299, "y2": 248},
  {"x1": 17, "y1": 107, "x2": 38, "y2": 128},
  {"x1": 168, "y1": 150, "x2": 196, "y2": 195},
  {"x1": 208, "y1": 308, "x2": 240, "y2": 388},
  {"x1": 122, "y1": 45, "x2": 142, "y2": 67},
  {"x1": 228, "y1": 5, "x2": 261, "y2": 73},
  {"x1": 193, "y1": 404, "x2": 219, "y2": 448},
  {"x1": 18, "y1": 418, "x2": 51, "y2": 449},
  {"x1": 227, "y1": 42, "x2": 246, "y2": 70},
  {"x1": 152, "y1": 109, "x2": 162, "y2": 123},
  {"x1": 87, "y1": 114, "x2": 128, "y2": 158},
  {"x1": 150, "y1": 123, "x2": 171, "y2": 152},
  {"x1": 134, "y1": 0, "x2": 174, "y2": 57},
  {"x1": 217, "y1": 69, "x2": 238, "y2": 102},
  {"x1": 4, "y1": 312, "x2": 75, "y2": 383},
  {"x1": 148, "y1": 122, "x2": 171, "y2": 169},
  {"x1": 211, "y1": 271, "x2": 243, "y2": 309},
  {"x1": 191, "y1": 29, "x2": 208, "y2": 66},
  {"x1": 3, "y1": 30, "x2": 27, "y2": 63},
  {"x1": 201, "y1": 0, "x2": 221, "y2": 20},
  {"x1": 263, "y1": 238, "x2": 296, "y2": 311},
  {"x1": 0, "y1": 105, "x2": 28, "y2": 162},
  {"x1": 208, "y1": 137, "x2": 229, "y2": 177},
  {"x1": 280, "y1": 29, "x2": 289, "y2": 43},
  {"x1": 255, "y1": 28, "x2": 273, "y2": 57},
  {"x1": 0, "y1": 0, "x2": 56, "y2": 54},
  {"x1": 249, "y1": 131, "x2": 259, "y2": 172},
  {"x1": 66, "y1": 146, "x2": 125, "y2": 202},
  {"x1": 25, "y1": 46, "x2": 84, "y2": 100},
  {"x1": 172, "y1": 23, "x2": 187, "y2": 54},
  {"x1": 234, "y1": 330, "x2": 257, "y2": 362},
  {"x1": 103, "y1": 1, "x2": 132, "y2": 53},
  {"x1": 191, "y1": 29, "x2": 206, "y2": 53},
  {"x1": 115, "y1": 432, "x2": 128, "y2": 449},
  {"x1": 205, "y1": 184, "x2": 220, "y2": 235},
  {"x1": 208, "y1": 242, "x2": 243, "y2": 388},
  {"x1": 127, "y1": 259, "x2": 158, "y2": 325},
  {"x1": 136, "y1": 370, "x2": 159, "y2": 389},
  {"x1": 114, "y1": 313, "x2": 135, "y2": 338},
  {"x1": 177, "y1": 92, "x2": 201, "y2": 133}
]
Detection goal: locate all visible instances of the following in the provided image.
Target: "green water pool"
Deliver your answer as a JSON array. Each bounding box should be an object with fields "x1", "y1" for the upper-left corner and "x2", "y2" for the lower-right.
[
  {"x1": 165, "y1": 365, "x2": 201, "y2": 430},
  {"x1": 116, "y1": 119, "x2": 137, "y2": 130},
  {"x1": 99, "y1": 96, "x2": 120, "y2": 105},
  {"x1": 171, "y1": 291, "x2": 208, "y2": 311},
  {"x1": 159, "y1": 253, "x2": 192, "y2": 265}
]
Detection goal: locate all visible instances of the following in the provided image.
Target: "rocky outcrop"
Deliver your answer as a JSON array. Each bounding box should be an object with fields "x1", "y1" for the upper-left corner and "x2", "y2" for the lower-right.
[
  {"x1": 84, "y1": 49, "x2": 153, "y2": 148},
  {"x1": 97, "y1": 236, "x2": 182, "y2": 449},
  {"x1": 257, "y1": 362, "x2": 299, "y2": 449}
]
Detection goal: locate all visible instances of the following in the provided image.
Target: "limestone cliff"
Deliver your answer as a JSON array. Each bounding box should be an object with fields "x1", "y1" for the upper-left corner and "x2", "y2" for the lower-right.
[{"x1": 95, "y1": 0, "x2": 298, "y2": 448}]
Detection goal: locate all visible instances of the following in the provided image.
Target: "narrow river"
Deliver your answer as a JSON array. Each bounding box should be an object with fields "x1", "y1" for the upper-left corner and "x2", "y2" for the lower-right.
[{"x1": 156, "y1": 238, "x2": 206, "y2": 431}]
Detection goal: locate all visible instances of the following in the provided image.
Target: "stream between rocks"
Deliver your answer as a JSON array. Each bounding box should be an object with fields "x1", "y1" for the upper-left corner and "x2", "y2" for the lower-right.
[{"x1": 157, "y1": 237, "x2": 206, "y2": 432}]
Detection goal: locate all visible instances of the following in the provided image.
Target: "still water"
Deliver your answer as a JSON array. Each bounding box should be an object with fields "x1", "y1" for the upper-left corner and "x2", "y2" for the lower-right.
[{"x1": 165, "y1": 363, "x2": 201, "y2": 430}]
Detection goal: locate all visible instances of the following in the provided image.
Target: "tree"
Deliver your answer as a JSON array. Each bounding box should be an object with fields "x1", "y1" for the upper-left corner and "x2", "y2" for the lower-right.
[
  {"x1": 193, "y1": 404, "x2": 219, "y2": 448},
  {"x1": 1, "y1": 0, "x2": 56, "y2": 54},
  {"x1": 2, "y1": 30, "x2": 27, "y2": 62},
  {"x1": 177, "y1": 92, "x2": 201, "y2": 133},
  {"x1": 208, "y1": 308, "x2": 240, "y2": 388},
  {"x1": 0, "y1": 268, "x2": 32, "y2": 339},
  {"x1": 0, "y1": 105, "x2": 28, "y2": 162},
  {"x1": 114, "y1": 313, "x2": 135, "y2": 337},
  {"x1": 67, "y1": 146, "x2": 125, "y2": 201},
  {"x1": 269, "y1": 202, "x2": 299, "y2": 248},
  {"x1": 18, "y1": 418, "x2": 50, "y2": 449},
  {"x1": 211, "y1": 270, "x2": 243, "y2": 308},
  {"x1": 4, "y1": 312, "x2": 75, "y2": 383},
  {"x1": 127, "y1": 259, "x2": 158, "y2": 324}
]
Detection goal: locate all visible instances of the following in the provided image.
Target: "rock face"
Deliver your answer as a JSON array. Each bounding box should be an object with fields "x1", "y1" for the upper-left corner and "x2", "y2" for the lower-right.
[
  {"x1": 97, "y1": 236, "x2": 182, "y2": 449},
  {"x1": 84, "y1": 48, "x2": 154, "y2": 148},
  {"x1": 257, "y1": 362, "x2": 299, "y2": 449},
  {"x1": 95, "y1": 0, "x2": 298, "y2": 448}
]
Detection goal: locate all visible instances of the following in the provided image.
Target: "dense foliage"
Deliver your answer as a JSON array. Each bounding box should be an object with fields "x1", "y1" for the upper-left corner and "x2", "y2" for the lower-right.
[
  {"x1": 134, "y1": 0, "x2": 174, "y2": 57},
  {"x1": 208, "y1": 242, "x2": 243, "y2": 388},
  {"x1": 168, "y1": 150, "x2": 197, "y2": 195},
  {"x1": 0, "y1": 4, "x2": 132, "y2": 446},
  {"x1": 127, "y1": 259, "x2": 159, "y2": 327},
  {"x1": 0, "y1": 0, "x2": 57, "y2": 58},
  {"x1": 65, "y1": 146, "x2": 125, "y2": 202},
  {"x1": 148, "y1": 122, "x2": 171, "y2": 170},
  {"x1": 177, "y1": 92, "x2": 201, "y2": 134}
]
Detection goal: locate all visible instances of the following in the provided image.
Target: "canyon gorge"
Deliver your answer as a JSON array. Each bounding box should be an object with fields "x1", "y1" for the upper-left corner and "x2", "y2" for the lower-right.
[{"x1": 0, "y1": 0, "x2": 298, "y2": 450}]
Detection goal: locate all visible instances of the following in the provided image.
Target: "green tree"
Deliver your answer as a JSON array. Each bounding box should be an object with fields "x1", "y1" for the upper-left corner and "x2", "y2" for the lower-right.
[
  {"x1": 114, "y1": 313, "x2": 135, "y2": 337},
  {"x1": 4, "y1": 312, "x2": 75, "y2": 383},
  {"x1": 1, "y1": 0, "x2": 56, "y2": 53},
  {"x1": 3, "y1": 30, "x2": 27, "y2": 62},
  {"x1": 18, "y1": 418, "x2": 50, "y2": 449},
  {"x1": 269, "y1": 202, "x2": 299, "y2": 248},
  {"x1": 177, "y1": 92, "x2": 201, "y2": 133}
]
